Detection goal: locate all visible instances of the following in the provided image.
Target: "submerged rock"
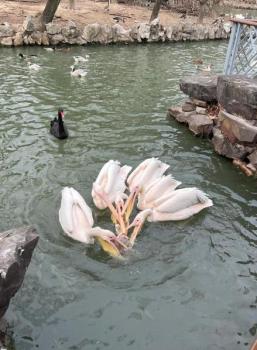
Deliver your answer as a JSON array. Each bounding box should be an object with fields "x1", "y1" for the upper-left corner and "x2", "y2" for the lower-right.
[
  {"x1": 0, "y1": 226, "x2": 39, "y2": 319},
  {"x1": 180, "y1": 74, "x2": 218, "y2": 102},
  {"x1": 217, "y1": 75, "x2": 257, "y2": 121}
]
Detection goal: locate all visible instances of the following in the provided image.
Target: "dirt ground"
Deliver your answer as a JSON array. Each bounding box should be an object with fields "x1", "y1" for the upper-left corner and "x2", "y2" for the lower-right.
[{"x1": 0, "y1": 0, "x2": 209, "y2": 31}]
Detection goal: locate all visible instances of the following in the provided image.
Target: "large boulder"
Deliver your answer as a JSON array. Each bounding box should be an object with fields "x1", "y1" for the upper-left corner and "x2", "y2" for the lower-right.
[
  {"x1": 0, "y1": 23, "x2": 14, "y2": 38},
  {"x1": 82, "y1": 23, "x2": 112, "y2": 44},
  {"x1": 23, "y1": 16, "x2": 44, "y2": 33},
  {"x1": 180, "y1": 74, "x2": 217, "y2": 102},
  {"x1": 0, "y1": 226, "x2": 39, "y2": 319},
  {"x1": 46, "y1": 22, "x2": 62, "y2": 35},
  {"x1": 212, "y1": 127, "x2": 248, "y2": 159},
  {"x1": 130, "y1": 23, "x2": 150, "y2": 42},
  {"x1": 62, "y1": 21, "x2": 80, "y2": 39},
  {"x1": 0, "y1": 37, "x2": 13, "y2": 46},
  {"x1": 217, "y1": 75, "x2": 257, "y2": 121},
  {"x1": 112, "y1": 24, "x2": 132, "y2": 43},
  {"x1": 219, "y1": 110, "x2": 257, "y2": 144}
]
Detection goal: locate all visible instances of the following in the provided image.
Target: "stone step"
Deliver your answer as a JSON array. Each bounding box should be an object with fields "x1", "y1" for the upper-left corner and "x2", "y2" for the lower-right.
[
  {"x1": 219, "y1": 110, "x2": 257, "y2": 144},
  {"x1": 179, "y1": 74, "x2": 217, "y2": 102},
  {"x1": 217, "y1": 75, "x2": 257, "y2": 121}
]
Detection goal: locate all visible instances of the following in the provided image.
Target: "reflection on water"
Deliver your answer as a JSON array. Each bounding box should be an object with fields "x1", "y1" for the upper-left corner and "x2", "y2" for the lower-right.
[{"x1": 0, "y1": 41, "x2": 256, "y2": 350}]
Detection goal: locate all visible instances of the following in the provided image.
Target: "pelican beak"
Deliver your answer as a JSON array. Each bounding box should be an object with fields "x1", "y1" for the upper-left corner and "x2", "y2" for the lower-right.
[
  {"x1": 123, "y1": 187, "x2": 140, "y2": 224},
  {"x1": 129, "y1": 222, "x2": 144, "y2": 246},
  {"x1": 96, "y1": 236, "x2": 122, "y2": 258}
]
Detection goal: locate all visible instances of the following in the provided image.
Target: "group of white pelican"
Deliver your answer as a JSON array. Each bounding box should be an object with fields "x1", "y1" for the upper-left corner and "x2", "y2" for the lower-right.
[{"x1": 59, "y1": 158, "x2": 213, "y2": 257}]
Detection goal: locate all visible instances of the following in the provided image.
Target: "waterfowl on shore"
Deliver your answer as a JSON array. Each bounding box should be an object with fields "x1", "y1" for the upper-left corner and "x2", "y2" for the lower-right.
[
  {"x1": 70, "y1": 65, "x2": 87, "y2": 77},
  {"x1": 50, "y1": 108, "x2": 69, "y2": 139}
]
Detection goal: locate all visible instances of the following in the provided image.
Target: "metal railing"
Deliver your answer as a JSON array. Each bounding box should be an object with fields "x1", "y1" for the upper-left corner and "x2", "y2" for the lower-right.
[{"x1": 224, "y1": 18, "x2": 257, "y2": 77}]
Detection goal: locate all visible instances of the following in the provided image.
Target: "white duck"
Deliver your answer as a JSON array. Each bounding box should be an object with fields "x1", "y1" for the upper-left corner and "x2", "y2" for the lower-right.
[
  {"x1": 73, "y1": 55, "x2": 88, "y2": 64},
  {"x1": 70, "y1": 65, "x2": 87, "y2": 77},
  {"x1": 28, "y1": 62, "x2": 41, "y2": 71}
]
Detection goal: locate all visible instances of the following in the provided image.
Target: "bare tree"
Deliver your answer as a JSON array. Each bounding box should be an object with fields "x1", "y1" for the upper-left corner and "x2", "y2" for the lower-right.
[
  {"x1": 150, "y1": 0, "x2": 162, "y2": 22},
  {"x1": 41, "y1": 0, "x2": 62, "y2": 24}
]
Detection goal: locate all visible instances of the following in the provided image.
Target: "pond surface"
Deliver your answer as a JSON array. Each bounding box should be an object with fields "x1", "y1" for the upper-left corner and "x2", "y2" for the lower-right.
[{"x1": 1, "y1": 41, "x2": 257, "y2": 350}]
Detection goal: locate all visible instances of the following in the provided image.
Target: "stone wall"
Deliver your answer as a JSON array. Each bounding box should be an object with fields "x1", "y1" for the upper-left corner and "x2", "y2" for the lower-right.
[
  {"x1": 0, "y1": 16, "x2": 231, "y2": 47},
  {"x1": 168, "y1": 74, "x2": 257, "y2": 176}
]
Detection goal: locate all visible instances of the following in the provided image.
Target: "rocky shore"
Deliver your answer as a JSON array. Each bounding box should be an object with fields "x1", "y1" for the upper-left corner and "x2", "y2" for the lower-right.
[
  {"x1": 168, "y1": 74, "x2": 257, "y2": 176},
  {"x1": 0, "y1": 16, "x2": 231, "y2": 46}
]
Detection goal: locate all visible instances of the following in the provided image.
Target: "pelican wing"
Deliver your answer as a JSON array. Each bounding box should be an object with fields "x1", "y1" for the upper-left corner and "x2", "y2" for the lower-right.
[{"x1": 150, "y1": 188, "x2": 213, "y2": 221}]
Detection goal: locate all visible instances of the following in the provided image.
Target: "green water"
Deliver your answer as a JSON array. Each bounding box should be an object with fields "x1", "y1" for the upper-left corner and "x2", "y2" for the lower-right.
[{"x1": 1, "y1": 41, "x2": 257, "y2": 350}]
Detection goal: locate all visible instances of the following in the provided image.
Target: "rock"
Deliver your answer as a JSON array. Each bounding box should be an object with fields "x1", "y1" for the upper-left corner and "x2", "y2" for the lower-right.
[
  {"x1": 188, "y1": 114, "x2": 213, "y2": 137},
  {"x1": 180, "y1": 74, "x2": 217, "y2": 102},
  {"x1": 217, "y1": 75, "x2": 257, "y2": 121},
  {"x1": 41, "y1": 31, "x2": 49, "y2": 46},
  {"x1": 196, "y1": 106, "x2": 207, "y2": 115},
  {"x1": 247, "y1": 163, "x2": 256, "y2": 173},
  {"x1": 167, "y1": 106, "x2": 194, "y2": 124},
  {"x1": 82, "y1": 23, "x2": 112, "y2": 44},
  {"x1": 212, "y1": 127, "x2": 248, "y2": 159},
  {"x1": 23, "y1": 16, "x2": 44, "y2": 33},
  {"x1": 233, "y1": 159, "x2": 254, "y2": 176},
  {"x1": 49, "y1": 34, "x2": 65, "y2": 45},
  {"x1": 112, "y1": 24, "x2": 132, "y2": 43},
  {"x1": 0, "y1": 37, "x2": 13, "y2": 46},
  {"x1": 0, "y1": 23, "x2": 14, "y2": 38},
  {"x1": 30, "y1": 31, "x2": 44, "y2": 45},
  {"x1": 247, "y1": 150, "x2": 257, "y2": 167},
  {"x1": 46, "y1": 22, "x2": 62, "y2": 35},
  {"x1": 13, "y1": 32, "x2": 23, "y2": 46},
  {"x1": 182, "y1": 102, "x2": 196, "y2": 112},
  {"x1": 149, "y1": 17, "x2": 165, "y2": 42},
  {"x1": 191, "y1": 98, "x2": 208, "y2": 108},
  {"x1": 62, "y1": 21, "x2": 80, "y2": 38},
  {"x1": 0, "y1": 226, "x2": 39, "y2": 319},
  {"x1": 219, "y1": 110, "x2": 257, "y2": 144}
]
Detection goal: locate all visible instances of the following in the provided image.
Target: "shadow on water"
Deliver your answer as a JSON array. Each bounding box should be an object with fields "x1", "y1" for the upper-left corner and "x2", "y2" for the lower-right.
[{"x1": 0, "y1": 41, "x2": 256, "y2": 349}]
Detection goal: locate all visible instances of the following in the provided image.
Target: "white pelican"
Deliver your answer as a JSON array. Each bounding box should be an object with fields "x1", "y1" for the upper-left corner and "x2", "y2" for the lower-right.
[
  {"x1": 70, "y1": 66, "x2": 87, "y2": 77},
  {"x1": 137, "y1": 174, "x2": 181, "y2": 210},
  {"x1": 92, "y1": 160, "x2": 132, "y2": 233},
  {"x1": 127, "y1": 158, "x2": 169, "y2": 192},
  {"x1": 92, "y1": 160, "x2": 132, "y2": 209},
  {"x1": 73, "y1": 55, "x2": 88, "y2": 64},
  {"x1": 128, "y1": 187, "x2": 213, "y2": 245},
  {"x1": 59, "y1": 187, "x2": 116, "y2": 245}
]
